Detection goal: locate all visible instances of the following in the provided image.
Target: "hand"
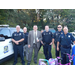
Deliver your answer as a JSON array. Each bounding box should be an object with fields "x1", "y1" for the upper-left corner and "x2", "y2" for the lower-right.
[
  {"x1": 15, "y1": 41, "x2": 19, "y2": 45},
  {"x1": 49, "y1": 42, "x2": 52, "y2": 45},
  {"x1": 37, "y1": 39, "x2": 39, "y2": 42},
  {"x1": 57, "y1": 47, "x2": 59, "y2": 51},
  {"x1": 28, "y1": 45, "x2": 30, "y2": 48},
  {"x1": 41, "y1": 41, "x2": 44, "y2": 45}
]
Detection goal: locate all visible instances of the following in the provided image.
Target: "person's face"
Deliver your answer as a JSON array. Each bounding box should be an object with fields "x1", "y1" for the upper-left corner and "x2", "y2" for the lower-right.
[
  {"x1": 63, "y1": 28, "x2": 68, "y2": 34},
  {"x1": 33, "y1": 26, "x2": 37, "y2": 31},
  {"x1": 57, "y1": 25, "x2": 62, "y2": 31},
  {"x1": 23, "y1": 28, "x2": 27, "y2": 33},
  {"x1": 41, "y1": 30, "x2": 43, "y2": 33},
  {"x1": 45, "y1": 26, "x2": 49, "y2": 32},
  {"x1": 16, "y1": 26, "x2": 20, "y2": 32}
]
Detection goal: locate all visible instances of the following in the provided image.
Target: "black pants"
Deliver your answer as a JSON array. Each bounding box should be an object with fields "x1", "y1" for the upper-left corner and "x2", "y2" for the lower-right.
[
  {"x1": 43, "y1": 44, "x2": 52, "y2": 60},
  {"x1": 13, "y1": 45, "x2": 25, "y2": 64},
  {"x1": 61, "y1": 47, "x2": 70, "y2": 64},
  {"x1": 55, "y1": 43, "x2": 61, "y2": 57}
]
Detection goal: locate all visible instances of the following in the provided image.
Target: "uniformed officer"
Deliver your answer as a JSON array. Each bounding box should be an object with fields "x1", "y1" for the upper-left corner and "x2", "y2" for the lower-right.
[
  {"x1": 41, "y1": 25, "x2": 52, "y2": 60},
  {"x1": 57, "y1": 26, "x2": 75, "y2": 64},
  {"x1": 12, "y1": 25, "x2": 25, "y2": 65},
  {"x1": 52, "y1": 25, "x2": 63, "y2": 57}
]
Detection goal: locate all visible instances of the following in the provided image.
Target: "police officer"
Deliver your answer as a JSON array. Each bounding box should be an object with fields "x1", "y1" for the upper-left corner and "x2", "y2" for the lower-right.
[
  {"x1": 52, "y1": 25, "x2": 63, "y2": 57},
  {"x1": 23, "y1": 27, "x2": 29, "y2": 60},
  {"x1": 57, "y1": 26, "x2": 75, "y2": 64},
  {"x1": 41, "y1": 25, "x2": 52, "y2": 60},
  {"x1": 12, "y1": 25, "x2": 25, "y2": 65}
]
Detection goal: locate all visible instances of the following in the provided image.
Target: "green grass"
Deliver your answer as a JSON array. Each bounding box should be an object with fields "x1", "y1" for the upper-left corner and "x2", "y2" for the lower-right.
[{"x1": 0, "y1": 46, "x2": 57, "y2": 65}]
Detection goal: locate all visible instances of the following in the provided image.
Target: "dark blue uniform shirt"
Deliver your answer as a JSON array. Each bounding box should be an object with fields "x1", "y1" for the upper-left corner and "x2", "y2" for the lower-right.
[
  {"x1": 58, "y1": 33, "x2": 75, "y2": 46},
  {"x1": 53, "y1": 30, "x2": 64, "y2": 43},
  {"x1": 12, "y1": 31, "x2": 24, "y2": 45},
  {"x1": 42, "y1": 31, "x2": 52, "y2": 44},
  {"x1": 23, "y1": 32, "x2": 28, "y2": 45}
]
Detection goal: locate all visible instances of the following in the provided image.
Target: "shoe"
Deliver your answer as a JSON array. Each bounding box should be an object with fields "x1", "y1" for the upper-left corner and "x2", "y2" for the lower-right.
[
  {"x1": 22, "y1": 63, "x2": 25, "y2": 65},
  {"x1": 22, "y1": 61, "x2": 25, "y2": 65},
  {"x1": 27, "y1": 63, "x2": 30, "y2": 65},
  {"x1": 34, "y1": 61, "x2": 37, "y2": 64},
  {"x1": 13, "y1": 62, "x2": 17, "y2": 65}
]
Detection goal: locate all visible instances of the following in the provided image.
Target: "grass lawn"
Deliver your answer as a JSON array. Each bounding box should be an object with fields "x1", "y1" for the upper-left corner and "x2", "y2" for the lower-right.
[{"x1": 0, "y1": 46, "x2": 59, "y2": 65}]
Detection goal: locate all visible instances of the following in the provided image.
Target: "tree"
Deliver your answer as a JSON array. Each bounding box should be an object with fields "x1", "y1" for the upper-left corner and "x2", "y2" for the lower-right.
[
  {"x1": 0, "y1": 9, "x2": 8, "y2": 24},
  {"x1": 0, "y1": 9, "x2": 75, "y2": 32}
]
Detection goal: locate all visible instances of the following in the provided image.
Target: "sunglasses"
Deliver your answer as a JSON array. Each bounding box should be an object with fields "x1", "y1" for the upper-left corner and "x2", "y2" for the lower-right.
[{"x1": 57, "y1": 27, "x2": 61, "y2": 28}]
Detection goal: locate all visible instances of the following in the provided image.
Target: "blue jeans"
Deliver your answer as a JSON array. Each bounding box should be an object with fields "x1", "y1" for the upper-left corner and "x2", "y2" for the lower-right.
[{"x1": 43, "y1": 44, "x2": 52, "y2": 60}]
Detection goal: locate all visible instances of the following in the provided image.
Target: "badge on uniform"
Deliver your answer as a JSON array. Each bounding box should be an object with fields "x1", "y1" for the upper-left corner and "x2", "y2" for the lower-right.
[
  {"x1": 14, "y1": 34, "x2": 16, "y2": 36},
  {"x1": 44, "y1": 33, "x2": 45, "y2": 35},
  {"x1": 56, "y1": 33, "x2": 58, "y2": 35},
  {"x1": 61, "y1": 36, "x2": 63, "y2": 38},
  {"x1": 49, "y1": 32, "x2": 50, "y2": 34},
  {"x1": 19, "y1": 33, "x2": 21, "y2": 35},
  {"x1": 61, "y1": 32, "x2": 63, "y2": 34},
  {"x1": 68, "y1": 35, "x2": 70, "y2": 38}
]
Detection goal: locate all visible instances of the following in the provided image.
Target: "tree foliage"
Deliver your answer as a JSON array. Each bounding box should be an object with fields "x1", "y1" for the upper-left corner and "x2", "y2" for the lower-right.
[{"x1": 0, "y1": 9, "x2": 75, "y2": 32}]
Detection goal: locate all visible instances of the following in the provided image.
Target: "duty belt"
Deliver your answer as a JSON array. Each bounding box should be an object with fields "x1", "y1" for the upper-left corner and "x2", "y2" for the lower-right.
[
  {"x1": 43, "y1": 42, "x2": 50, "y2": 45},
  {"x1": 61, "y1": 45, "x2": 71, "y2": 49}
]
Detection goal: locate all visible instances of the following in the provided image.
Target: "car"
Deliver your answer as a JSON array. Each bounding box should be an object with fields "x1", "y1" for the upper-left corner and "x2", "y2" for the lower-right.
[
  {"x1": 70, "y1": 32, "x2": 75, "y2": 38},
  {"x1": 44, "y1": 28, "x2": 56, "y2": 35},
  {"x1": 70, "y1": 31, "x2": 75, "y2": 48},
  {"x1": 49, "y1": 28, "x2": 56, "y2": 34},
  {"x1": 0, "y1": 25, "x2": 23, "y2": 64}
]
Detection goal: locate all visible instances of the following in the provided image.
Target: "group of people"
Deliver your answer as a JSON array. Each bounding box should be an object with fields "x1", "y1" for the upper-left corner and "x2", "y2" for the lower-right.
[{"x1": 11, "y1": 24, "x2": 75, "y2": 65}]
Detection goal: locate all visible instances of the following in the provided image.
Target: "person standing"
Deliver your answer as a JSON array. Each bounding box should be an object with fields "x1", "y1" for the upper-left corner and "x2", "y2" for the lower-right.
[
  {"x1": 23, "y1": 27, "x2": 29, "y2": 60},
  {"x1": 57, "y1": 26, "x2": 75, "y2": 64},
  {"x1": 52, "y1": 25, "x2": 63, "y2": 57},
  {"x1": 27, "y1": 25, "x2": 42, "y2": 65},
  {"x1": 41, "y1": 25, "x2": 52, "y2": 60},
  {"x1": 38, "y1": 29, "x2": 44, "y2": 52},
  {"x1": 12, "y1": 25, "x2": 25, "y2": 65}
]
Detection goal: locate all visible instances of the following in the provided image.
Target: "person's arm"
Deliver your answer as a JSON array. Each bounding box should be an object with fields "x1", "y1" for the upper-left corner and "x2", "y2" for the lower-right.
[
  {"x1": 18, "y1": 38, "x2": 24, "y2": 43},
  {"x1": 12, "y1": 39, "x2": 19, "y2": 45},
  {"x1": 57, "y1": 42, "x2": 59, "y2": 51},
  {"x1": 37, "y1": 31, "x2": 42, "y2": 42},
  {"x1": 74, "y1": 41, "x2": 75, "y2": 44},
  {"x1": 11, "y1": 39, "x2": 16, "y2": 43},
  {"x1": 52, "y1": 32, "x2": 55, "y2": 48},
  {"x1": 40, "y1": 32, "x2": 44, "y2": 45},
  {"x1": 49, "y1": 32, "x2": 53, "y2": 45},
  {"x1": 41, "y1": 41, "x2": 44, "y2": 45},
  {"x1": 11, "y1": 33, "x2": 19, "y2": 45},
  {"x1": 57, "y1": 35, "x2": 61, "y2": 51},
  {"x1": 28, "y1": 31, "x2": 31, "y2": 48},
  {"x1": 52, "y1": 38, "x2": 55, "y2": 48}
]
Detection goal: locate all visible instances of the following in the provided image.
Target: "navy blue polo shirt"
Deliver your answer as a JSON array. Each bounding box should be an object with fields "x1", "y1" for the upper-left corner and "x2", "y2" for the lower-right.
[
  {"x1": 12, "y1": 31, "x2": 24, "y2": 41},
  {"x1": 42, "y1": 31, "x2": 52, "y2": 43},
  {"x1": 53, "y1": 30, "x2": 64, "y2": 43},
  {"x1": 23, "y1": 32, "x2": 28, "y2": 45},
  {"x1": 58, "y1": 33, "x2": 75, "y2": 46}
]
